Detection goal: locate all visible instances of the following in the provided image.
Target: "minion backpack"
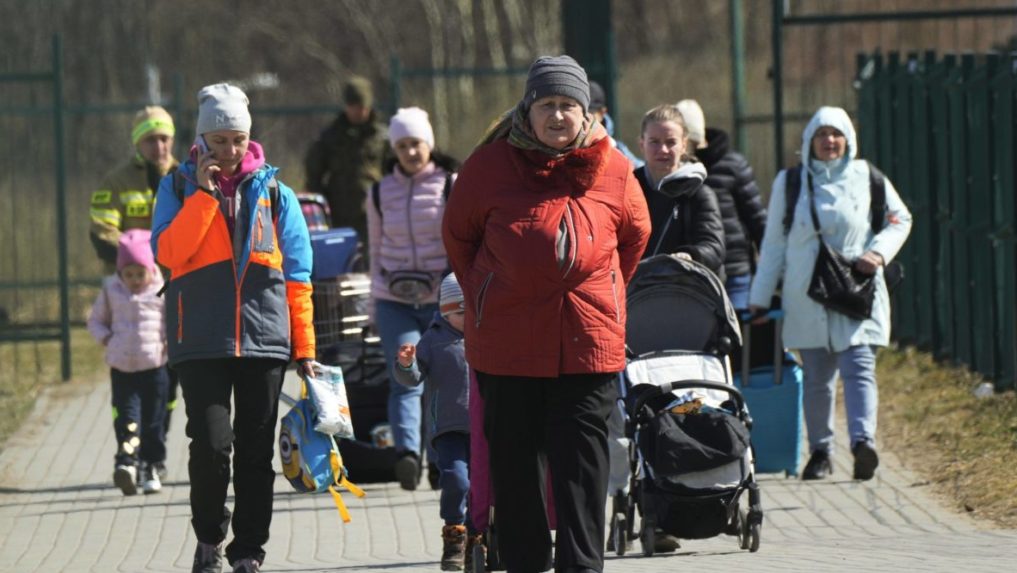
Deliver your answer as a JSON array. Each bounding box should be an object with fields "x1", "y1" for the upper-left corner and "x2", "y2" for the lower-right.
[{"x1": 279, "y1": 377, "x2": 365, "y2": 523}]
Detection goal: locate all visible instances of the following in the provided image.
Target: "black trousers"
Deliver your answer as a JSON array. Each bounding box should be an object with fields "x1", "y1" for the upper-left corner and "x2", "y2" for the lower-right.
[
  {"x1": 476, "y1": 371, "x2": 617, "y2": 573},
  {"x1": 175, "y1": 357, "x2": 286, "y2": 565},
  {"x1": 110, "y1": 366, "x2": 169, "y2": 466}
]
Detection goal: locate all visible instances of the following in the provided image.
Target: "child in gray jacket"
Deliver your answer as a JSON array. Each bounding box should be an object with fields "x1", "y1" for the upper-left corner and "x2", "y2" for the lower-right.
[{"x1": 395, "y1": 273, "x2": 475, "y2": 571}]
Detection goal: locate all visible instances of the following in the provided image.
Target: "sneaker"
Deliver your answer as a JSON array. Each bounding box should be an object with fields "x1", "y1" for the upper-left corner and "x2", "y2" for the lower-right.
[
  {"x1": 801, "y1": 450, "x2": 833, "y2": 480},
  {"x1": 394, "y1": 452, "x2": 420, "y2": 491},
  {"x1": 440, "y1": 524, "x2": 467, "y2": 571},
  {"x1": 192, "y1": 542, "x2": 223, "y2": 573},
  {"x1": 113, "y1": 464, "x2": 138, "y2": 496},
  {"x1": 231, "y1": 557, "x2": 261, "y2": 573},
  {"x1": 852, "y1": 441, "x2": 880, "y2": 481},
  {"x1": 154, "y1": 461, "x2": 168, "y2": 481},
  {"x1": 141, "y1": 463, "x2": 162, "y2": 494}
]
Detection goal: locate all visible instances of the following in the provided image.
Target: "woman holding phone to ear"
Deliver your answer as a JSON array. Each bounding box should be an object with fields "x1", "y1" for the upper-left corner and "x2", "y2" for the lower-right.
[{"x1": 151, "y1": 83, "x2": 315, "y2": 573}]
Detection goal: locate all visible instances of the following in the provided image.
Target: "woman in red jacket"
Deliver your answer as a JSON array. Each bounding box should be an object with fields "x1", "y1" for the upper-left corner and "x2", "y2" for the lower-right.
[{"x1": 443, "y1": 55, "x2": 650, "y2": 573}]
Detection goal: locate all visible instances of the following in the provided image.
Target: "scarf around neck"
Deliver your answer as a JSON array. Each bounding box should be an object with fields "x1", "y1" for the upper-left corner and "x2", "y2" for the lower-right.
[{"x1": 507, "y1": 101, "x2": 595, "y2": 156}]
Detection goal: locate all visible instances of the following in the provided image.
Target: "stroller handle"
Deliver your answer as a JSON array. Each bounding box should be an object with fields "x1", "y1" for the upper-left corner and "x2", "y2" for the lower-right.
[{"x1": 629, "y1": 379, "x2": 748, "y2": 422}]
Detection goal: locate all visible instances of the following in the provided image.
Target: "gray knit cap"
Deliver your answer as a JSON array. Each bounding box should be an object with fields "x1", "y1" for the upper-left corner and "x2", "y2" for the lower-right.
[
  {"x1": 523, "y1": 55, "x2": 590, "y2": 112},
  {"x1": 195, "y1": 83, "x2": 252, "y2": 135}
]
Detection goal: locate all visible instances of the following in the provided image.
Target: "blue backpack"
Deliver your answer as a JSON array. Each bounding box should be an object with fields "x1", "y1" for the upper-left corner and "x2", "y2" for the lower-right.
[{"x1": 279, "y1": 385, "x2": 365, "y2": 523}]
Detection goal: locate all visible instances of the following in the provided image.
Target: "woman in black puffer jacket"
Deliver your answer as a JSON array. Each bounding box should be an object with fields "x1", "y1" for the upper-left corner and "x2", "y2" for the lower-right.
[
  {"x1": 635, "y1": 104, "x2": 725, "y2": 278},
  {"x1": 677, "y1": 99, "x2": 767, "y2": 309}
]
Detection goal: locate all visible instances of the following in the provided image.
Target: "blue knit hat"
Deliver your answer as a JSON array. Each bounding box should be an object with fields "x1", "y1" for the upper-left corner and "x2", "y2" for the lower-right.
[{"x1": 439, "y1": 273, "x2": 464, "y2": 317}]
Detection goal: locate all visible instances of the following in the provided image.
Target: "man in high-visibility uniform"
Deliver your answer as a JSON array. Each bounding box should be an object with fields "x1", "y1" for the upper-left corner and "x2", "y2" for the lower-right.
[
  {"x1": 90, "y1": 106, "x2": 180, "y2": 462},
  {"x1": 90, "y1": 105, "x2": 179, "y2": 272}
]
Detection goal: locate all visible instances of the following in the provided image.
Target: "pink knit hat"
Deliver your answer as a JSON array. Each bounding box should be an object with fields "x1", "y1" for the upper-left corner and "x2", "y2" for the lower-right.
[{"x1": 117, "y1": 229, "x2": 155, "y2": 272}]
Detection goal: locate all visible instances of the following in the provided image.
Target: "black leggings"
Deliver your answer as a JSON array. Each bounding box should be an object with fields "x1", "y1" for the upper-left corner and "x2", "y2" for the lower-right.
[
  {"x1": 476, "y1": 371, "x2": 617, "y2": 573},
  {"x1": 175, "y1": 357, "x2": 286, "y2": 565}
]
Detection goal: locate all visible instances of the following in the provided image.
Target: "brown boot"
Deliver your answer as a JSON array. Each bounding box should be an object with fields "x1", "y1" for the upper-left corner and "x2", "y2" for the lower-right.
[
  {"x1": 464, "y1": 532, "x2": 484, "y2": 571},
  {"x1": 441, "y1": 525, "x2": 467, "y2": 571}
]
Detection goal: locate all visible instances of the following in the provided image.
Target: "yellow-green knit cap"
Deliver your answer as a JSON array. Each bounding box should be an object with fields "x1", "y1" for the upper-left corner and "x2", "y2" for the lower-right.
[{"x1": 131, "y1": 106, "x2": 175, "y2": 145}]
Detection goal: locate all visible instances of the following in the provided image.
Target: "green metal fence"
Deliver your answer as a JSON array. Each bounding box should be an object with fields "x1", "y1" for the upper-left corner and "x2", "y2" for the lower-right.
[{"x1": 856, "y1": 50, "x2": 1017, "y2": 391}]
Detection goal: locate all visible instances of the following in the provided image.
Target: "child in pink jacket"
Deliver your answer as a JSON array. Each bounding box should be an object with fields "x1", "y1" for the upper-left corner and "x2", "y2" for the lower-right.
[{"x1": 87, "y1": 229, "x2": 169, "y2": 496}]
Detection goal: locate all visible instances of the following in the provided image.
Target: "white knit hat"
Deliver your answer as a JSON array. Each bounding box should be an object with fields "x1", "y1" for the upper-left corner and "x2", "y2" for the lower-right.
[
  {"x1": 676, "y1": 99, "x2": 708, "y2": 149},
  {"x1": 196, "y1": 83, "x2": 252, "y2": 135},
  {"x1": 438, "y1": 273, "x2": 464, "y2": 317},
  {"x1": 388, "y1": 107, "x2": 435, "y2": 150}
]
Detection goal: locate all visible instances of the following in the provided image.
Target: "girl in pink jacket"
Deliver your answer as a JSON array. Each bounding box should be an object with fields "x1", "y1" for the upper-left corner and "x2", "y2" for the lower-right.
[{"x1": 87, "y1": 228, "x2": 169, "y2": 496}]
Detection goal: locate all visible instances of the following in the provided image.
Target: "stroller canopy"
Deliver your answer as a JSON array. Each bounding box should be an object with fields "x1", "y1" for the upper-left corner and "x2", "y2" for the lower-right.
[{"x1": 626, "y1": 255, "x2": 741, "y2": 355}]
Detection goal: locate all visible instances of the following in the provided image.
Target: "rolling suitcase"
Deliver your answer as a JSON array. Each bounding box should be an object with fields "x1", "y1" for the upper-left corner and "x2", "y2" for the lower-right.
[{"x1": 732, "y1": 311, "x2": 804, "y2": 477}]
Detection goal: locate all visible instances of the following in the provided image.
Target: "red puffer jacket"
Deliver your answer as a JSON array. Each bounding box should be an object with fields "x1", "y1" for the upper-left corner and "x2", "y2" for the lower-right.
[{"x1": 442, "y1": 134, "x2": 651, "y2": 377}]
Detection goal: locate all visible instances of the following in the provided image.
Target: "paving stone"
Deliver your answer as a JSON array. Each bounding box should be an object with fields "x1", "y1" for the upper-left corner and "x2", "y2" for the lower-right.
[{"x1": 0, "y1": 372, "x2": 1014, "y2": 572}]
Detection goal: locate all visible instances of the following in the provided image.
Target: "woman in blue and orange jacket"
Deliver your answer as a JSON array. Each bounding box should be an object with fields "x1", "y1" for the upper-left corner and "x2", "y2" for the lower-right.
[{"x1": 150, "y1": 83, "x2": 314, "y2": 573}]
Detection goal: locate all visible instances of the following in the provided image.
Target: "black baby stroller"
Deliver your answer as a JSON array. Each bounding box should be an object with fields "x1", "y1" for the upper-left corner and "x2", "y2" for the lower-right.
[{"x1": 610, "y1": 254, "x2": 763, "y2": 556}]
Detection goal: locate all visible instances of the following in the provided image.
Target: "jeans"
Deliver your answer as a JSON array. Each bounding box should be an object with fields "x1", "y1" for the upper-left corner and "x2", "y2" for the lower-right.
[
  {"x1": 175, "y1": 357, "x2": 286, "y2": 565},
  {"x1": 725, "y1": 272, "x2": 752, "y2": 310},
  {"x1": 798, "y1": 345, "x2": 878, "y2": 455},
  {"x1": 433, "y1": 432, "x2": 472, "y2": 528},
  {"x1": 110, "y1": 366, "x2": 169, "y2": 466},
  {"x1": 375, "y1": 298, "x2": 438, "y2": 456}
]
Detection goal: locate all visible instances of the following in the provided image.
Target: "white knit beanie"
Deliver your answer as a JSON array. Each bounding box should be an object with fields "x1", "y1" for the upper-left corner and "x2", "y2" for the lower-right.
[
  {"x1": 388, "y1": 107, "x2": 435, "y2": 149},
  {"x1": 196, "y1": 83, "x2": 252, "y2": 135},
  {"x1": 676, "y1": 99, "x2": 708, "y2": 149},
  {"x1": 438, "y1": 273, "x2": 464, "y2": 317}
]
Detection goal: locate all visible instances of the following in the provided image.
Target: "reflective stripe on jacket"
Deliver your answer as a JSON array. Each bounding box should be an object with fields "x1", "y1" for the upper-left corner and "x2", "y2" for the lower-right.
[{"x1": 151, "y1": 161, "x2": 314, "y2": 366}]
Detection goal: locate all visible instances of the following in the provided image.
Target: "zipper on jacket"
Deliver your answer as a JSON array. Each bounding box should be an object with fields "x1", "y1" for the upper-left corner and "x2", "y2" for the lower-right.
[
  {"x1": 561, "y1": 203, "x2": 578, "y2": 279},
  {"x1": 475, "y1": 272, "x2": 494, "y2": 328},
  {"x1": 177, "y1": 292, "x2": 183, "y2": 344},
  {"x1": 610, "y1": 270, "x2": 621, "y2": 323},
  {"x1": 255, "y1": 209, "x2": 264, "y2": 247},
  {"x1": 407, "y1": 179, "x2": 419, "y2": 271}
]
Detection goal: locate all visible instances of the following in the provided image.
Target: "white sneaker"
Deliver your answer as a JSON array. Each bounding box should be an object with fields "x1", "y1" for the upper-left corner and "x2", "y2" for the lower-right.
[
  {"x1": 114, "y1": 464, "x2": 138, "y2": 496},
  {"x1": 141, "y1": 463, "x2": 162, "y2": 494}
]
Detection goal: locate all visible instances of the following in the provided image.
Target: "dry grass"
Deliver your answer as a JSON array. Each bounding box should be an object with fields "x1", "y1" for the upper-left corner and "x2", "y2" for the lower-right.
[
  {"x1": 877, "y1": 346, "x2": 1017, "y2": 528},
  {"x1": 0, "y1": 327, "x2": 106, "y2": 451}
]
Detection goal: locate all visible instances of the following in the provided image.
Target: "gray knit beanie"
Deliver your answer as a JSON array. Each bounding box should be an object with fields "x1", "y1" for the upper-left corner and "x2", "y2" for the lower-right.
[
  {"x1": 523, "y1": 55, "x2": 590, "y2": 112},
  {"x1": 196, "y1": 83, "x2": 252, "y2": 135}
]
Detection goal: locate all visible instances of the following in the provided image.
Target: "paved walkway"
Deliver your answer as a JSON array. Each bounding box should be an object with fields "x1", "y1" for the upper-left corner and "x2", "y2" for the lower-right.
[{"x1": 1, "y1": 372, "x2": 1015, "y2": 572}]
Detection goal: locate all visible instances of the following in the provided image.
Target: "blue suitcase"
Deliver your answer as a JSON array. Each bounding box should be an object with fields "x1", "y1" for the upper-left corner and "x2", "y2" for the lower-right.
[
  {"x1": 310, "y1": 227, "x2": 359, "y2": 280},
  {"x1": 733, "y1": 313, "x2": 804, "y2": 477}
]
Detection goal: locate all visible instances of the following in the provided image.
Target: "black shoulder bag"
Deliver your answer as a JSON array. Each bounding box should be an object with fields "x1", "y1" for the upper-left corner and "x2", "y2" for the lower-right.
[{"x1": 805, "y1": 172, "x2": 877, "y2": 321}]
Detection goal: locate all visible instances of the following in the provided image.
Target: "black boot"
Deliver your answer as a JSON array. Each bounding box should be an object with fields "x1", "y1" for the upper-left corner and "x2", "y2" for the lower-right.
[
  {"x1": 852, "y1": 441, "x2": 879, "y2": 481},
  {"x1": 801, "y1": 450, "x2": 833, "y2": 480}
]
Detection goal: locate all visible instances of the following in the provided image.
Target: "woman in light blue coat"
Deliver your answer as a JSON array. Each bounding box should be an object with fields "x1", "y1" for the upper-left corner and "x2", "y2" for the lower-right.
[{"x1": 749, "y1": 106, "x2": 912, "y2": 482}]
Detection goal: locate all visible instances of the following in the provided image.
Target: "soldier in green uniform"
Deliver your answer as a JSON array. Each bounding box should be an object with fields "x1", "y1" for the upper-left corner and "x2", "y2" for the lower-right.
[
  {"x1": 304, "y1": 76, "x2": 388, "y2": 240},
  {"x1": 90, "y1": 105, "x2": 180, "y2": 455}
]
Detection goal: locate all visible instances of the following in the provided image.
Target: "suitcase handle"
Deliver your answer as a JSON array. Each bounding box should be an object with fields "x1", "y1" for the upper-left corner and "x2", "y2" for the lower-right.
[{"x1": 738, "y1": 310, "x2": 786, "y2": 388}]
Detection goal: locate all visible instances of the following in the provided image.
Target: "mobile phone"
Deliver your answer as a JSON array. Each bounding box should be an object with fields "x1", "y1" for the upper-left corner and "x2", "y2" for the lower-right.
[{"x1": 193, "y1": 135, "x2": 210, "y2": 155}]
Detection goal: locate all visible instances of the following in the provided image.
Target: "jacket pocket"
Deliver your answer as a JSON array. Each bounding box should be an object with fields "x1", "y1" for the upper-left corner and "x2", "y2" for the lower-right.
[
  {"x1": 610, "y1": 270, "x2": 621, "y2": 324},
  {"x1": 474, "y1": 271, "x2": 494, "y2": 328},
  {"x1": 176, "y1": 292, "x2": 184, "y2": 343},
  {"x1": 252, "y1": 204, "x2": 275, "y2": 253}
]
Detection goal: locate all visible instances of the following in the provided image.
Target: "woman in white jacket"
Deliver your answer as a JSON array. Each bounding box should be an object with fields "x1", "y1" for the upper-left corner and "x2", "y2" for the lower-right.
[{"x1": 749, "y1": 106, "x2": 912, "y2": 481}]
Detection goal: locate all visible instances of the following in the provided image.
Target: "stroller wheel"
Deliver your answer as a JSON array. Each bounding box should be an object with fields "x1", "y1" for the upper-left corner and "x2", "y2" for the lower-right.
[
  {"x1": 611, "y1": 512, "x2": 628, "y2": 556},
  {"x1": 486, "y1": 524, "x2": 502, "y2": 570},
  {"x1": 738, "y1": 508, "x2": 750, "y2": 549},
  {"x1": 749, "y1": 523, "x2": 761, "y2": 552}
]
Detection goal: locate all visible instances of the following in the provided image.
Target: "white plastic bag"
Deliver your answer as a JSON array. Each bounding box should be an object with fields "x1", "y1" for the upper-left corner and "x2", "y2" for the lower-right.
[{"x1": 303, "y1": 361, "x2": 355, "y2": 438}]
